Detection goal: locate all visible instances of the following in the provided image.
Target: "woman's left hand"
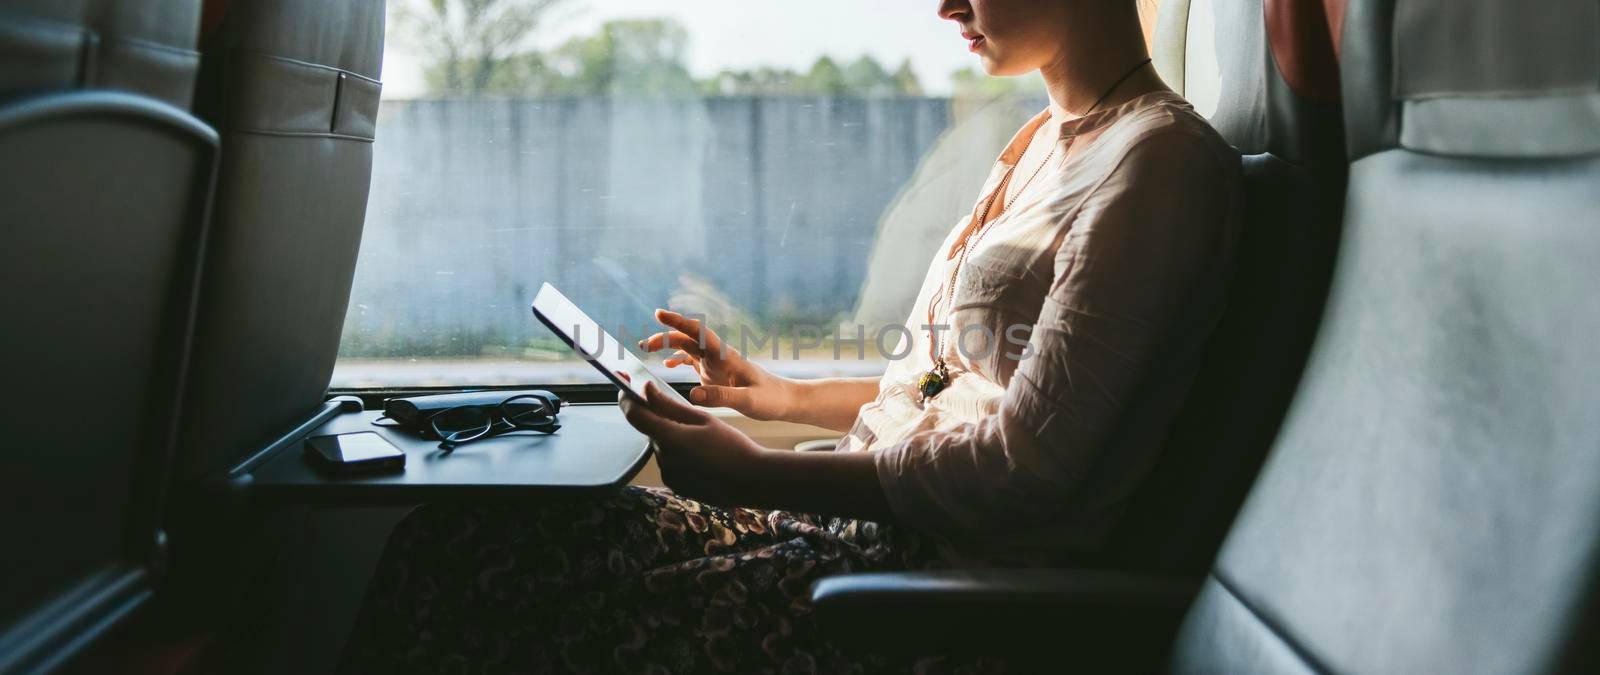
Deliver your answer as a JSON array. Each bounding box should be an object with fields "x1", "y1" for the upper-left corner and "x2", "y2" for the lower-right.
[{"x1": 617, "y1": 377, "x2": 767, "y2": 507}]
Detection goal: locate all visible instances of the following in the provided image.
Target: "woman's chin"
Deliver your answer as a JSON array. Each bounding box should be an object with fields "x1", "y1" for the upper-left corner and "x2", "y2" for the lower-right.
[{"x1": 976, "y1": 52, "x2": 1031, "y2": 78}]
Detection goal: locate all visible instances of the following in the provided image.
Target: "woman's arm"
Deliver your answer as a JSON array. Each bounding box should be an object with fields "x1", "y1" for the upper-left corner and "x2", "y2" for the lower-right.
[
  {"x1": 783, "y1": 377, "x2": 881, "y2": 432},
  {"x1": 619, "y1": 380, "x2": 893, "y2": 521},
  {"x1": 871, "y1": 132, "x2": 1240, "y2": 540},
  {"x1": 641, "y1": 310, "x2": 880, "y2": 431},
  {"x1": 624, "y1": 134, "x2": 1236, "y2": 532},
  {"x1": 750, "y1": 442, "x2": 891, "y2": 519}
]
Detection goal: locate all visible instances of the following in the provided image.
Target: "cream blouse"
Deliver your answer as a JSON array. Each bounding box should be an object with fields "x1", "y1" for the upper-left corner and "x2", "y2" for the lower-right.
[{"x1": 842, "y1": 90, "x2": 1242, "y2": 563}]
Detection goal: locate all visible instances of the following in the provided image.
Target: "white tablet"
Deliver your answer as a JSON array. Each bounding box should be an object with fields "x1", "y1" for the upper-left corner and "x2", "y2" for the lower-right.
[{"x1": 531, "y1": 282, "x2": 688, "y2": 405}]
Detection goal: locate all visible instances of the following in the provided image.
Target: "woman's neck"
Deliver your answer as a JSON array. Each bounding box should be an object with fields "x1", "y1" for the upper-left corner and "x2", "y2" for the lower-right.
[{"x1": 1037, "y1": 12, "x2": 1164, "y2": 121}]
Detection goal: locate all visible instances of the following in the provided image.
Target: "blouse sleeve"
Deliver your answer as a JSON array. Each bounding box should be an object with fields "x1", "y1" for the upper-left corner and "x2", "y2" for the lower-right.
[{"x1": 872, "y1": 130, "x2": 1240, "y2": 541}]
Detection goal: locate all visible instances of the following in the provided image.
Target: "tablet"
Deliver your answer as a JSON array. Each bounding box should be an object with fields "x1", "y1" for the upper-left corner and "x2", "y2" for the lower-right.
[{"x1": 532, "y1": 282, "x2": 688, "y2": 405}]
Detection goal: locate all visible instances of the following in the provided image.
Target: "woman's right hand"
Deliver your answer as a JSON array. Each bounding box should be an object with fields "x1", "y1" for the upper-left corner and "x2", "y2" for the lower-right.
[{"x1": 639, "y1": 309, "x2": 797, "y2": 421}]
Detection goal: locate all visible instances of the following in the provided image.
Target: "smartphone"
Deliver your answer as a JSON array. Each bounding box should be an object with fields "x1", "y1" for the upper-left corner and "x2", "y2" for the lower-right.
[{"x1": 304, "y1": 431, "x2": 406, "y2": 474}]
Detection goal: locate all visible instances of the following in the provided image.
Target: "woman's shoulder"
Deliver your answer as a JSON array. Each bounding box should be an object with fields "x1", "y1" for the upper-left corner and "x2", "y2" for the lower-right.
[
  {"x1": 1083, "y1": 90, "x2": 1242, "y2": 198},
  {"x1": 1050, "y1": 90, "x2": 1242, "y2": 239},
  {"x1": 1104, "y1": 90, "x2": 1239, "y2": 167}
]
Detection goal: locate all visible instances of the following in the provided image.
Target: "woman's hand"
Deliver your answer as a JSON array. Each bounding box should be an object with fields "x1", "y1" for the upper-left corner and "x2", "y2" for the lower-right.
[
  {"x1": 618, "y1": 378, "x2": 767, "y2": 506},
  {"x1": 639, "y1": 309, "x2": 796, "y2": 421},
  {"x1": 617, "y1": 375, "x2": 895, "y2": 520}
]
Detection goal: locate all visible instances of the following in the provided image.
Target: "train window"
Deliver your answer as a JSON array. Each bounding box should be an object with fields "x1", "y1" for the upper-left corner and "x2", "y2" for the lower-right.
[{"x1": 332, "y1": 0, "x2": 1048, "y2": 388}]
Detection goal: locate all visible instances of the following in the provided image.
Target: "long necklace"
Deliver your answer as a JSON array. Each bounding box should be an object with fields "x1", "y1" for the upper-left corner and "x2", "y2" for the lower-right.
[{"x1": 917, "y1": 57, "x2": 1152, "y2": 402}]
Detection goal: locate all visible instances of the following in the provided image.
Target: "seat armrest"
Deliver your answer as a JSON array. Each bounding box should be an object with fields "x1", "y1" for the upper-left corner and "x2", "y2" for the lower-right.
[{"x1": 810, "y1": 568, "x2": 1199, "y2": 668}]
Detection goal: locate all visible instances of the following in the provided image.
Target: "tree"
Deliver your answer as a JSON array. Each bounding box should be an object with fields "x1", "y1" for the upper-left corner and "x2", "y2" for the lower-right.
[
  {"x1": 699, "y1": 67, "x2": 804, "y2": 96},
  {"x1": 892, "y1": 58, "x2": 923, "y2": 96},
  {"x1": 798, "y1": 56, "x2": 846, "y2": 96},
  {"x1": 484, "y1": 51, "x2": 561, "y2": 94},
  {"x1": 393, "y1": 0, "x2": 571, "y2": 97},
  {"x1": 700, "y1": 56, "x2": 924, "y2": 97},
  {"x1": 547, "y1": 19, "x2": 699, "y2": 96},
  {"x1": 842, "y1": 55, "x2": 894, "y2": 96}
]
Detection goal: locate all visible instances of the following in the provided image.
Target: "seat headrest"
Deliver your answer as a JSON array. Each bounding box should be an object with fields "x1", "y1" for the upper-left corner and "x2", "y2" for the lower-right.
[
  {"x1": 1154, "y1": 0, "x2": 1265, "y2": 147},
  {"x1": 1265, "y1": 0, "x2": 1343, "y2": 105},
  {"x1": 1343, "y1": 0, "x2": 1600, "y2": 159},
  {"x1": 1153, "y1": 0, "x2": 1344, "y2": 164},
  {"x1": 0, "y1": 0, "x2": 203, "y2": 108}
]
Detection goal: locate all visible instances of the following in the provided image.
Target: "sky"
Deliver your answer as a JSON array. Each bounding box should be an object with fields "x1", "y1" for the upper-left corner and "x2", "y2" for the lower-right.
[{"x1": 381, "y1": 0, "x2": 982, "y2": 98}]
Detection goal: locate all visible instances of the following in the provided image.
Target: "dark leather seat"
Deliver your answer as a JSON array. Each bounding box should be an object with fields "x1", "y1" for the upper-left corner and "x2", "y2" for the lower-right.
[
  {"x1": 0, "y1": 2, "x2": 213, "y2": 672},
  {"x1": 177, "y1": 0, "x2": 385, "y2": 482},
  {"x1": 149, "y1": 2, "x2": 385, "y2": 670},
  {"x1": 0, "y1": 0, "x2": 202, "y2": 108},
  {"x1": 1110, "y1": 0, "x2": 1348, "y2": 573},
  {"x1": 1168, "y1": 0, "x2": 1600, "y2": 671}
]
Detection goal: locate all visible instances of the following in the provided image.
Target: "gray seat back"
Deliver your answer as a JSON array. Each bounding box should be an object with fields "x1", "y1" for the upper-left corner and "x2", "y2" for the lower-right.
[
  {"x1": 0, "y1": 0, "x2": 200, "y2": 108},
  {"x1": 178, "y1": 0, "x2": 385, "y2": 479},
  {"x1": 0, "y1": 2, "x2": 212, "y2": 672},
  {"x1": 1109, "y1": 0, "x2": 1347, "y2": 573},
  {"x1": 1170, "y1": 0, "x2": 1600, "y2": 671}
]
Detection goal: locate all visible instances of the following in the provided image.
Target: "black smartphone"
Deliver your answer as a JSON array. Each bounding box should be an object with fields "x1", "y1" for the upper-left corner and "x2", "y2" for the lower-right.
[{"x1": 304, "y1": 431, "x2": 406, "y2": 474}]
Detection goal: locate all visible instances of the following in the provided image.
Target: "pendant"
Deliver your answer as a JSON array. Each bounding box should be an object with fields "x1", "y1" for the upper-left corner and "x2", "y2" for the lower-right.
[{"x1": 918, "y1": 361, "x2": 949, "y2": 400}]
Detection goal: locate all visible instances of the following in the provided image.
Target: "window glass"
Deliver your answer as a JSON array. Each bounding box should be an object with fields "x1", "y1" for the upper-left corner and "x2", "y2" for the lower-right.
[{"x1": 333, "y1": 0, "x2": 1047, "y2": 388}]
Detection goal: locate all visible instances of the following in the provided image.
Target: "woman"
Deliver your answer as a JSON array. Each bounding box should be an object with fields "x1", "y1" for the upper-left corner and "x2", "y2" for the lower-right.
[{"x1": 342, "y1": 0, "x2": 1240, "y2": 671}]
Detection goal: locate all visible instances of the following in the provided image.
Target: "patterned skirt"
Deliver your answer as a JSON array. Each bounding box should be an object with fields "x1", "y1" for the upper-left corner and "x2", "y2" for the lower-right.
[{"x1": 337, "y1": 486, "x2": 1008, "y2": 674}]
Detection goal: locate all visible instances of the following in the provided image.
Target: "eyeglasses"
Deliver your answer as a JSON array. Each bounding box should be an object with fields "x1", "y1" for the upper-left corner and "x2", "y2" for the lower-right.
[{"x1": 428, "y1": 393, "x2": 561, "y2": 451}]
